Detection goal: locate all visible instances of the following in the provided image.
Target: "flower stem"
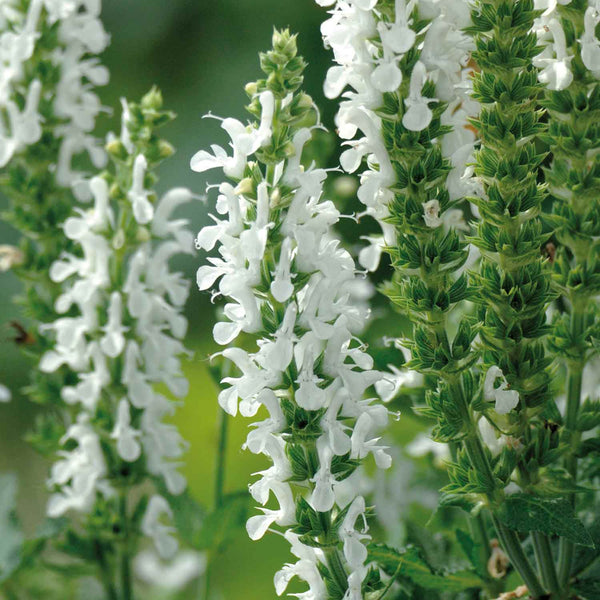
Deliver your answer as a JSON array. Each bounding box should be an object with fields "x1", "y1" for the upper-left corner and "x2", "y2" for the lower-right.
[
  {"x1": 532, "y1": 531, "x2": 560, "y2": 596},
  {"x1": 94, "y1": 540, "x2": 119, "y2": 600},
  {"x1": 203, "y1": 406, "x2": 230, "y2": 600},
  {"x1": 491, "y1": 515, "x2": 547, "y2": 599},
  {"x1": 214, "y1": 407, "x2": 229, "y2": 509},
  {"x1": 119, "y1": 493, "x2": 133, "y2": 600},
  {"x1": 323, "y1": 546, "x2": 349, "y2": 595},
  {"x1": 451, "y1": 381, "x2": 545, "y2": 597},
  {"x1": 558, "y1": 308, "x2": 585, "y2": 589}
]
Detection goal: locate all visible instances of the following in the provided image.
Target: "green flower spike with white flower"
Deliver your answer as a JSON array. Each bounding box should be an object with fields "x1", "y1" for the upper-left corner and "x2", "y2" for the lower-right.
[
  {"x1": 535, "y1": 0, "x2": 600, "y2": 591},
  {"x1": 194, "y1": 30, "x2": 393, "y2": 600},
  {"x1": 38, "y1": 88, "x2": 193, "y2": 599},
  {"x1": 0, "y1": 0, "x2": 109, "y2": 425},
  {"x1": 467, "y1": 1, "x2": 597, "y2": 598}
]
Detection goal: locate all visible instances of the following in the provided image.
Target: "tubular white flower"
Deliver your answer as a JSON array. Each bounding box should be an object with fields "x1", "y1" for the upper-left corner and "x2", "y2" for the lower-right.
[
  {"x1": 194, "y1": 31, "x2": 391, "y2": 598},
  {"x1": 42, "y1": 96, "x2": 192, "y2": 561},
  {"x1": 533, "y1": 14, "x2": 574, "y2": 91},
  {"x1": 0, "y1": 0, "x2": 109, "y2": 186},
  {"x1": 317, "y1": 0, "x2": 478, "y2": 271},
  {"x1": 484, "y1": 366, "x2": 520, "y2": 415}
]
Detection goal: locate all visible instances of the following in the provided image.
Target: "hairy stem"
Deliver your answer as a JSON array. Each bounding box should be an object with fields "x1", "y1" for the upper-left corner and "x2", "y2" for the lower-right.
[
  {"x1": 558, "y1": 308, "x2": 585, "y2": 589},
  {"x1": 491, "y1": 516, "x2": 547, "y2": 599},
  {"x1": 532, "y1": 532, "x2": 560, "y2": 596}
]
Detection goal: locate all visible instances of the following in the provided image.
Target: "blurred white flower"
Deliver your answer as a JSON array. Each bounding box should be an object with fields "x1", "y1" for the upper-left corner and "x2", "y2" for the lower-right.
[
  {"x1": 142, "y1": 495, "x2": 178, "y2": 560},
  {"x1": 134, "y1": 550, "x2": 206, "y2": 591},
  {"x1": 0, "y1": 384, "x2": 11, "y2": 402}
]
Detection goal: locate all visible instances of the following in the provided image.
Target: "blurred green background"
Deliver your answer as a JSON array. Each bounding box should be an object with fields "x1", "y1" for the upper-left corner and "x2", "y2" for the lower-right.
[{"x1": 0, "y1": 2, "x2": 338, "y2": 598}]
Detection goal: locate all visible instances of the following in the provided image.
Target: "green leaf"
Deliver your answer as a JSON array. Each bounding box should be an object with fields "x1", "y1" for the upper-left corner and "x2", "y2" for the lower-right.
[
  {"x1": 368, "y1": 543, "x2": 483, "y2": 592},
  {"x1": 572, "y1": 518, "x2": 600, "y2": 577},
  {"x1": 165, "y1": 490, "x2": 206, "y2": 550},
  {"x1": 195, "y1": 492, "x2": 249, "y2": 551},
  {"x1": 572, "y1": 577, "x2": 600, "y2": 600},
  {"x1": 0, "y1": 473, "x2": 24, "y2": 582},
  {"x1": 456, "y1": 529, "x2": 487, "y2": 577},
  {"x1": 498, "y1": 494, "x2": 594, "y2": 547}
]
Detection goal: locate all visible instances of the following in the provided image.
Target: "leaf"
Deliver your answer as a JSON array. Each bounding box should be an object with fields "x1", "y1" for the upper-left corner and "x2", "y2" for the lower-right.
[
  {"x1": 0, "y1": 473, "x2": 24, "y2": 582},
  {"x1": 368, "y1": 544, "x2": 483, "y2": 592},
  {"x1": 498, "y1": 494, "x2": 594, "y2": 547},
  {"x1": 164, "y1": 490, "x2": 206, "y2": 550},
  {"x1": 572, "y1": 577, "x2": 600, "y2": 600},
  {"x1": 572, "y1": 518, "x2": 600, "y2": 577},
  {"x1": 196, "y1": 492, "x2": 250, "y2": 551},
  {"x1": 456, "y1": 529, "x2": 487, "y2": 577}
]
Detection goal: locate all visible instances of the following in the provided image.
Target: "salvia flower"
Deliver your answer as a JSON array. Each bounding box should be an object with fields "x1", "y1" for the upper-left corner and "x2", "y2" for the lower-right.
[
  {"x1": 41, "y1": 90, "x2": 192, "y2": 559},
  {"x1": 0, "y1": 0, "x2": 109, "y2": 182},
  {"x1": 317, "y1": 0, "x2": 477, "y2": 272},
  {"x1": 194, "y1": 30, "x2": 391, "y2": 599}
]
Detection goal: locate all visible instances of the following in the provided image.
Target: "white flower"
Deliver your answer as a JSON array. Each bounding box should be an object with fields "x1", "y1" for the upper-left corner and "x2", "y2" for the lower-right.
[
  {"x1": 484, "y1": 366, "x2": 520, "y2": 415},
  {"x1": 581, "y1": 7, "x2": 600, "y2": 76},
  {"x1": 47, "y1": 416, "x2": 108, "y2": 517},
  {"x1": 422, "y1": 199, "x2": 443, "y2": 228},
  {"x1": 128, "y1": 155, "x2": 154, "y2": 224},
  {"x1": 406, "y1": 432, "x2": 451, "y2": 464},
  {"x1": 0, "y1": 384, "x2": 11, "y2": 402},
  {"x1": 100, "y1": 291, "x2": 127, "y2": 357},
  {"x1": 134, "y1": 550, "x2": 206, "y2": 591},
  {"x1": 403, "y1": 61, "x2": 435, "y2": 131},
  {"x1": 535, "y1": 19, "x2": 573, "y2": 91},
  {"x1": 142, "y1": 495, "x2": 178, "y2": 560},
  {"x1": 111, "y1": 399, "x2": 141, "y2": 462}
]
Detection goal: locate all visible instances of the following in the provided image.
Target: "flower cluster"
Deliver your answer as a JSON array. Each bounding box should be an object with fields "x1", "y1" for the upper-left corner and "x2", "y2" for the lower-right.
[
  {"x1": 0, "y1": 0, "x2": 109, "y2": 407},
  {"x1": 0, "y1": 0, "x2": 109, "y2": 182},
  {"x1": 317, "y1": 0, "x2": 477, "y2": 272},
  {"x1": 194, "y1": 30, "x2": 391, "y2": 599},
  {"x1": 41, "y1": 90, "x2": 192, "y2": 560}
]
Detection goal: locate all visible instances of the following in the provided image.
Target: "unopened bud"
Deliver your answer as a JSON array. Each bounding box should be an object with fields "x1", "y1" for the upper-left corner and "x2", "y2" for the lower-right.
[
  {"x1": 158, "y1": 140, "x2": 175, "y2": 159},
  {"x1": 136, "y1": 227, "x2": 151, "y2": 243},
  {"x1": 112, "y1": 229, "x2": 126, "y2": 250},
  {"x1": 106, "y1": 139, "x2": 129, "y2": 161},
  {"x1": 235, "y1": 178, "x2": 254, "y2": 196},
  {"x1": 245, "y1": 82, "x2": 259, "y2": 97},
  {"x1": 141, "y1": 86, "x2": 163, "y2": 111}
]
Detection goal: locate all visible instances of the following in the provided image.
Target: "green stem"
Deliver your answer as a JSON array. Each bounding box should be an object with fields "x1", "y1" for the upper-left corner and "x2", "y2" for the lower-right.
[
  {"x1": 203, "y1": 553, "x2": 211, "y2": 600},
  {"x1": 203, "y1": 406, "x2": 230, "y2": 600},
  {"x1": 532, "y1": 532, "x2": 560, "y2": 596},
  {"x1": 94, "y1": 539, "x2": 119, "y2": 600},
  {"x1": 450, "y1": 381, "x2": 544, "y2": 596},
  {"x1": 324, "y1": 547, "x2": 349, "y2": 595},
  {"x1": 214, "y1": 407, "x2": 229, "y2": 509},
  {"x1": 119, "y1": 493, "x2": 133, "y2": 600},
  {"x1": 491, "y1": 515, "x2": 547, "y2": 599},
  {"x1": 558, "y1": 308, "x2": 585, "y2": 590}
]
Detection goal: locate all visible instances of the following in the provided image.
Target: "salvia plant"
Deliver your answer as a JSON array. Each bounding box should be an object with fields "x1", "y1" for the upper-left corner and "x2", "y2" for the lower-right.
[{"x1": 0, "y1": 1, "x2": 598, "y2": 600}]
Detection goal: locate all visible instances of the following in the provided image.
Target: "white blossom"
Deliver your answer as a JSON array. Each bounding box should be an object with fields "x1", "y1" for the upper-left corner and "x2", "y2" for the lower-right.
[
  {"x1": 0, "y1": 383, "x2": 11, "y2": 402},
  {"x1": 195, "y1": 74, "x2": 391, "y2": 596},
  {"x1": 317, "y1": 0, "x2": 478, "y2": 271},
  {"x1": 0, "y1": 0, "x2": 109, "y2": 186},
  {"x1": 134, "y1": 550, "x2": 206, "y2": 591},
  {"x1": 142, "y1": 495, "x2": 179, "y2": 560},
  {"x1": 40, "y1": 102, "x2": 192, "y2": 557},
  {"x1": 484, "y1": 366, "x2": 520, "y2": 415}
]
